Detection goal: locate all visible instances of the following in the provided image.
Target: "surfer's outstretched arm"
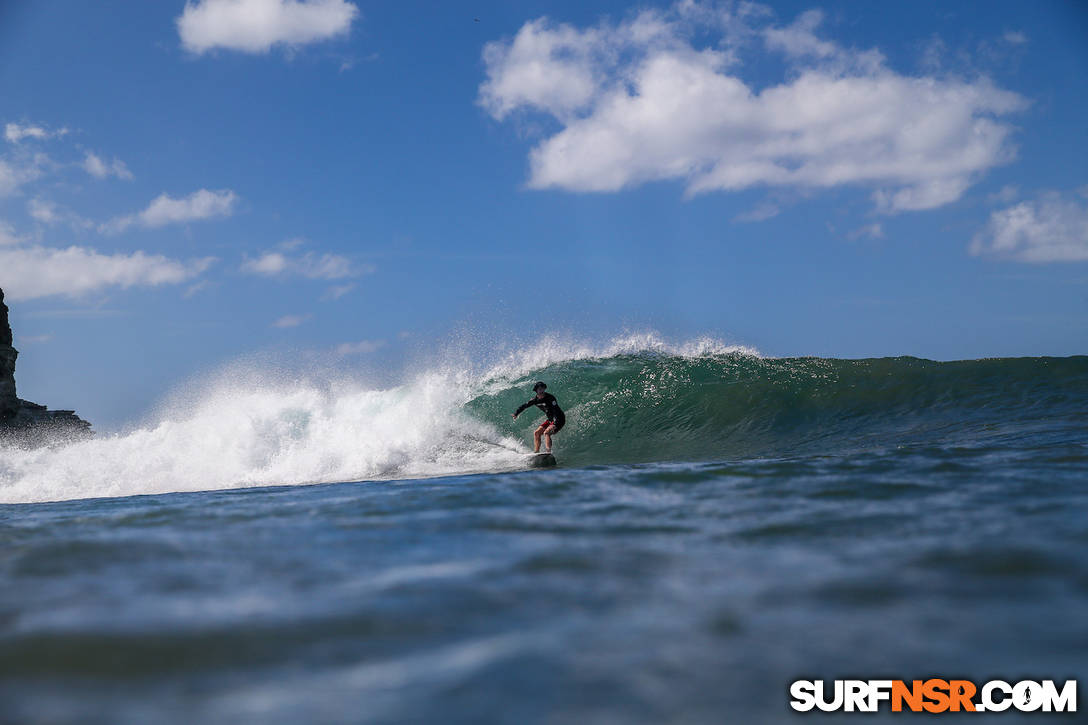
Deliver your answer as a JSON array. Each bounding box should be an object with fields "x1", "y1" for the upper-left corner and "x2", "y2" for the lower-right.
[{"x1": 512, "y1": 399, "x2": 535, "y2": 419}]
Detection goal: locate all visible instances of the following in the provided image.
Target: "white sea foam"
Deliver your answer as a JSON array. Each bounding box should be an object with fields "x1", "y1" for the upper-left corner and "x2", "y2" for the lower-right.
[
  {"x1": 0, "y1": 333, "x2": 755, "y2": 504},
  {"x1": 477, "y1": 332, "x2": 759, "y2": 388}
]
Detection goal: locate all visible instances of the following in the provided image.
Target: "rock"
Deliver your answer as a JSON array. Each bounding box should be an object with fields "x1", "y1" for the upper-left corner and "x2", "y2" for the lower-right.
[
  {"x1": 0, "y1": 287, "x2": 92, "y2": 445},
  {"x1": 0, "y1": 344, "x2": 16, "y2": 421},
  {"x1": 0, "y1": 290, "x2": 20, "y2": 421}
]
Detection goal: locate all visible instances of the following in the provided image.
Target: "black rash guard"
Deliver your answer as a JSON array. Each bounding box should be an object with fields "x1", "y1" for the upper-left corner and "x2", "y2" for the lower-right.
[{"x1": 514, "y1": 393, "x2": 565, "y2": 430}]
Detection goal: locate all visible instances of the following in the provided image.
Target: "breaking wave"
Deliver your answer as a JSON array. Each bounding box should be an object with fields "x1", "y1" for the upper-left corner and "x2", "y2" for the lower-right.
[{"x1": 1, "y1": 333, "x2": 1085, "y2": 504}]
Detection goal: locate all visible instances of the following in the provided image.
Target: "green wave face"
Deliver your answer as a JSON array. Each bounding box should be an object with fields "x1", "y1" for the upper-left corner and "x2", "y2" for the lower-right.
[{"x1": 466, "y1": 354, "x2": 1088, "y2": 465}]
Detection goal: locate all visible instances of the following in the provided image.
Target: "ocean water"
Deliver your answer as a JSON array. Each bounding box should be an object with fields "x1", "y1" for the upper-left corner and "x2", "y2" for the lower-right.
[{"x1": 1, "y1": 337, "x2": 1086, "y2": 723}]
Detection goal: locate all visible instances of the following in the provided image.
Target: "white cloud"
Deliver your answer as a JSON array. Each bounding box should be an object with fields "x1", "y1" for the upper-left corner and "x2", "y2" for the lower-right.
[
  {"x1": 241, "y1": 246, "x2": 371, "y2": 280},
  {"x1": 1003, "y1": 31, "x2": 1028, "y2": 45},
  {"x1": 734, "y1": 201, "x2": 780, "y2": 222},
  {"x1": 763, "y1": 9, "x2": 839, "y2": 60},
  {"x1": 27, "y1": 198, "x2": 60, "y2": 225},
  {"x1": 0, "y1": 245, "x2": 215, "y2": 301},
  {"x1": 0, "y1": 219, "x2": 24, "y2": 246},
  {"x1": 139, "y1": 189, "x2": 237, "y2": 226},
  {"x1": 0, "y1": 160, "x2": 18, "y2": 196},
  {"x1": 4, "y1": 122, "x2": 67, "y2": 144},
  {"x1": 971, "y1": 189, "x2": 1088, "y2": 263},
  {"x1": 918, "y1": 34, "x2": 947, "y2": 73},
  {"x1": 0, "y1": 138, "x2": 64, "y2": 198},
  {"x1": 848, "y1": 223, "x2": 884, "y2": 240},
  {"x1": 273, "y1": 314, "x2": 310, "y2": 328},
  {"x1": 105, "y1": 189, "x2": 238, "y2": 232},
  {"x1": 0, "y1": 155, "x2": 48, "y2": 197},
  {"x1": 243, "y1": 251, "x2": 289, "y2": 275},
  {"x1": 178, "y1": 0, "x2": 359, "y2": 54},
  {"x1": 83, "y1": 151, "x2": 133, "y2": 180},
  {"x1": 323, "y1": 283, "x2": 355, "y2": 299},
  {"x1": 183, "y1": 280, "x2": 212, "y2": 298},
  {"x1": 479, "y1": 19, "x2": 612, "y2": 122},
  {"x1": 480, "y1": 2, "x2": 1026, "y2": 213},
  {"x1": 27, "y1": 198, "x2": 93, "y2": 230},
  {"x1": 277, "y1": 237, "x2": 305, "y2": 251},
  {"x1": 334, "y1": 339, "x2": 384, "y2": 355},
  {"x1": 987, "y1": 184, "x2": 1019, "y2": 204}
]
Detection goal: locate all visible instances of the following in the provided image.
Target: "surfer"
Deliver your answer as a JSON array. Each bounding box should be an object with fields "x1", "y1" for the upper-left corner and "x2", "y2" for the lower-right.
[{"x1": 512, "y1": 381, "x2": 565, "y2": 454}]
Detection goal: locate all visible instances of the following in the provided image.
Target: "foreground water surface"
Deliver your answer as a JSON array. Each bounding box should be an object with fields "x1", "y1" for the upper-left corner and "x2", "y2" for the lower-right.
[{"x1": 3, "y1": 444, "x2": 1086, "y2": 723}]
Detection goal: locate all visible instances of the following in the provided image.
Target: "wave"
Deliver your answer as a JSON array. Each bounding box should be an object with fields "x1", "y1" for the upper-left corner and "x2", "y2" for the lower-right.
[
  {"x1": 1, "y1": 333, "x2": 1085, "y2": 504},
  {"x1": 471, "y1": 352, "x2": 1088, "y2": 467}
]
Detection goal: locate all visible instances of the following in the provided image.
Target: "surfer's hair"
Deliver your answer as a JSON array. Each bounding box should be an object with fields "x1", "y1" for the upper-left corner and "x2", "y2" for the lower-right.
[{"x1": 533, "y1": 381, "x2": 547, "y2": 392}]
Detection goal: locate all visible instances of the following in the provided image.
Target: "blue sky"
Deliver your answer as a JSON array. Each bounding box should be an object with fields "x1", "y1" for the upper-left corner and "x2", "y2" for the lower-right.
[{"x1": 0, "y1": 0, "x2": 1086, "y2": 428}]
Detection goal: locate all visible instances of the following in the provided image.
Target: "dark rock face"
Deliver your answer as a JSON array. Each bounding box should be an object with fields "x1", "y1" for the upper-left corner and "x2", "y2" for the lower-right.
[
  {"x1": 0, "y1": 287, "x2": 92, "y2": 444},
  {"x1": 0, "y1": 290, "x2": 20, "y2": 421}
]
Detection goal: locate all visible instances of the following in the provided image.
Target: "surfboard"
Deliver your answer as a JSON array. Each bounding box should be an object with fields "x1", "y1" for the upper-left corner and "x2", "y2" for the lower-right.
[{"x1": 527, "y1": 453, "x2": 557, "y2": 468}]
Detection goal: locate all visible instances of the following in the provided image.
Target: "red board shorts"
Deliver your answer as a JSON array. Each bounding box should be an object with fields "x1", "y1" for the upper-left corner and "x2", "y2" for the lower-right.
[{"x1": 537, "y1": 419, "x2": 564, "y2": 434}]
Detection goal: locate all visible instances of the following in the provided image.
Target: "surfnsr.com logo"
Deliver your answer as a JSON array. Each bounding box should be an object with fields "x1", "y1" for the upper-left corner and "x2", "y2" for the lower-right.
[{"x1": 790, "y1": 679, "x2": 1077, "y2": 713}]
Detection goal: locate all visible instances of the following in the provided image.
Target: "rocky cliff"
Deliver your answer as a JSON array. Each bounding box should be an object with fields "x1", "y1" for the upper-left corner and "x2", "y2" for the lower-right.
[{"x1": 0, "y1": 287, "x2": 92, "y2": 443}]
